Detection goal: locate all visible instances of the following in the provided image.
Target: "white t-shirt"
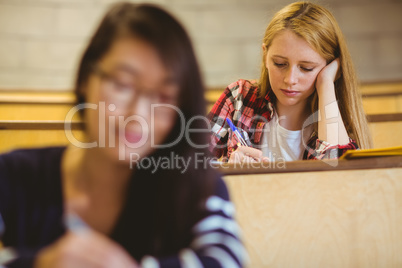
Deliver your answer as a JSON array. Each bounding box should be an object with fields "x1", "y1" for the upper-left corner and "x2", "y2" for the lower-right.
[{"x1": 260, "y1": 113, "x2": 313, "y2": 162}]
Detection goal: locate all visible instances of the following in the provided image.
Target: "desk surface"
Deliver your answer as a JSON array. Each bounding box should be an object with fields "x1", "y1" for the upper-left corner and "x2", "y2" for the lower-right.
[{"x1": 217, "y1": 156, "x2": 402, "y2": 175}]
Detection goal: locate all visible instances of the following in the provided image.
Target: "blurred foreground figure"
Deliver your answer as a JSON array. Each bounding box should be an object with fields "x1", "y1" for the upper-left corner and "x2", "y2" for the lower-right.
[{"x1": 0, "y1": 2, "x2": 246, "y2": 268}]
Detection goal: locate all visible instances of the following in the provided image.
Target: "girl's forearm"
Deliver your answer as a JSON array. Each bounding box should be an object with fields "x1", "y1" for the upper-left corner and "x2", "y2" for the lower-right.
[{"x1": 317, "y1": 80, "x2": 349, "y2": 145}]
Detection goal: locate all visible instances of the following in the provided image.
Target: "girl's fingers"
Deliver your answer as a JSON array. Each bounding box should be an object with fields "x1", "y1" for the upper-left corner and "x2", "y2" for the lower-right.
[
  {"x1": 228, "y1": 150, "x2": 242, "y2": 163},
  {"x1": 242, "y1": 154, "x2": 258, "y2": 163},
  {"x1": 229, "y1": 146, "x2": 263, "y2": 163},
  {"x1": 237, "y1": 146, "x2": 263, "y2": 160},
  {"x1": 261, "y1": 156, "x2": 271, "y2": 163}
]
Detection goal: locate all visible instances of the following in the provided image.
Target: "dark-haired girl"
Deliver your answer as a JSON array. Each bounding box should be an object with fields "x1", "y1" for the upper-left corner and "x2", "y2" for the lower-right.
[{"x1": 0, "y1": 3, "x2": 245, "y2": 268}]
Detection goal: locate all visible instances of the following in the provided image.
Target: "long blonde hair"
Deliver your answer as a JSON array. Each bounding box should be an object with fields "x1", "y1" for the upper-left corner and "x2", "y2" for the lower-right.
[{"x1": 258, "y1": 1, "x2": 372, "y2": 149}]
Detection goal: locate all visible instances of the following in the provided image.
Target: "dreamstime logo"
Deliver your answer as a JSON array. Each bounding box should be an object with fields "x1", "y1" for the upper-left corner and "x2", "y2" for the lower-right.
[{"x1": 63, "y1": 101, "x2": 344, "y2": 167}]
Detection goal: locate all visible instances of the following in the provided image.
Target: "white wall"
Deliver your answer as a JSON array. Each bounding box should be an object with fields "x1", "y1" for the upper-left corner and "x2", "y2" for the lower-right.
[{"x1": 0, "y1": 0, "x2": 401, "y2": 90}]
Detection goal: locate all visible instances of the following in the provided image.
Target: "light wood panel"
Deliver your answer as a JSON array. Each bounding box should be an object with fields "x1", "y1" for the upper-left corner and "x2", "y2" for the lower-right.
[
  {"x1": 1, "y1": 83, "x2": 402, "y2": 121},
  {"x1": 2, "y1": 96, "x2": 399, "y2": 121},
  {"x1": 206, "y1": 84, "x2": 402, "y2": 115},
  {"x1": 0, "y1": 103, "x2": 80, "y2": 121},
  {"x1": 362, "y1": 95, "x2": 402, "y2": 114},
  {"x1": 359, "y1": 82, "x2": 402, "y2": 95},
  {"x1": 0, "y1": 119, "x2": 400, "y2": 153},
  {"x1": 208, "y1": 97, "x2": 402, "y2": 115},
  {"x1": 0, "y1": 91, "x2": 74, "y2": 104},
  {"x1": 223, "y1": 167, "x2": 402, "y2": 268},
  {"x1": 0, "y1": 129, "x2": 84, "y2": 153},
  {"x1": 0, "y1": 91, "x2": 78, "y2": 121},
  {"x1": 369, "y1": 121, "x2": 402, "y2": 148}
]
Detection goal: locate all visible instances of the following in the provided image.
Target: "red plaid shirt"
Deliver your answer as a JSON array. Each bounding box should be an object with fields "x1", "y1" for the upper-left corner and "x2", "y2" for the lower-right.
[{"x1": 207, "y1": 79, "x2": 358, "y2": 161}]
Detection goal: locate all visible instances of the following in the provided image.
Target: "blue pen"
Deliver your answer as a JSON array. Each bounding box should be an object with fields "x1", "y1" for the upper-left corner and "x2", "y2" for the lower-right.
[
  {"x1": 64, "y1": 212, "x2": 90, "y2": 233},
  {"x1": 226, "y1": 118, "x2": 248, "y2": 147}
]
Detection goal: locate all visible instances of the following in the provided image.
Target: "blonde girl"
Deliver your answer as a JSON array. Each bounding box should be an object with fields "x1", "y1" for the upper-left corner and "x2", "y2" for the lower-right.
[{"x1": 208, "y1": 1, "x2": 372, "y2": 163}]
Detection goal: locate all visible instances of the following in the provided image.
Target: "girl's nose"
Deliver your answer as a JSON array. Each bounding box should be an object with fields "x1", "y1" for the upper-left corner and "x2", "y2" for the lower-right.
[
  {"x1": 284, "y1": 66, "x2": 298, "y2": 85},
  {"x1": 127, "y1": 92, "x2": 151, "y2": 120}
]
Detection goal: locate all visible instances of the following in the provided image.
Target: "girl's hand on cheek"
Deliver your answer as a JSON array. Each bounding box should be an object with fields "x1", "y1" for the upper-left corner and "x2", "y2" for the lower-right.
[{"x1": 316, "y1": 58, "x2": 340, "y2": 97}]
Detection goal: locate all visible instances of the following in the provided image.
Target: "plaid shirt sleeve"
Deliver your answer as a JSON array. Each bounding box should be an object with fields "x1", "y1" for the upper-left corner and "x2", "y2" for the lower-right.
[
  {"x1": 207, "y1": 84, "x2": 236, "y2": 159},
  {"x1": 207, "y1": 79, "x2": 261, "y2": 160},
  {"x1": 304, "y1": 134, "x2": 359, "y2": 160}
]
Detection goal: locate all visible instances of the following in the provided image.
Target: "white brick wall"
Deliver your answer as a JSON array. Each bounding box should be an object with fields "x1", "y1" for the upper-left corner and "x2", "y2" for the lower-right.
[
  {"x1": 0, "y1": 4, "x2": 56, "y2": 36},
  {"x1": 378, "y1": 36, "x2": 402, "y2": 68},
  {"x1": 23, "y1": 39, "x2": 85, "y2": 71},
  {"x1": 0, "y1": 0, "x2": 401, "y2": 90},
  {"x1": 335, "y1": 3, "x2": 402, "y2": 35},
  {"x1": 0, "y1": 38, "x2": 22, "y2": 68},
  {"x1": 56, "y1": 7, "x2": 104, "y2": 38}
]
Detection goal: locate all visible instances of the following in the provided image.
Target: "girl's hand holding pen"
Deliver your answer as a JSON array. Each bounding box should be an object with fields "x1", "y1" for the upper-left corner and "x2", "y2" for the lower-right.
[
  {"x1": 226, "y1": 117, "x2": 269, "y2": 163},
  {"x1": 226, "y1": 118, "x2": 248, "y2": 147},
  {"x1": 229, "y1": 145, "x2": 268, "y2": 163}
]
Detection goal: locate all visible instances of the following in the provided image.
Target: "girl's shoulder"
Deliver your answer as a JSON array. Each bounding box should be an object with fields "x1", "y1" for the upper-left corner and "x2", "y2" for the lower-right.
[
  {"x1": 0, "y1": 146, "x2": 65, "y2": 174},
  {"x1": 212, "y1": 175, "x2": 230, "y2": 201},
  {"x1": 0, "y1": 147, "x2": 66, "y2": 205},
  {"x1": 225, "y1": 79, "x2": 259, "y2": 98}
]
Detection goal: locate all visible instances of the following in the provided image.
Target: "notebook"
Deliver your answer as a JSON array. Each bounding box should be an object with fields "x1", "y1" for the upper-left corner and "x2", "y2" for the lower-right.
[{"x1": 340, "y1": 146, "x2": 402, "y2": 160}]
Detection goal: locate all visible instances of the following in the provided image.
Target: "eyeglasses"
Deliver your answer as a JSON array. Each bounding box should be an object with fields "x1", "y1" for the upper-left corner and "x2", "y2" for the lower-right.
[{"x1": 92, "y1": 65, "x2": 179, "y2": 110}]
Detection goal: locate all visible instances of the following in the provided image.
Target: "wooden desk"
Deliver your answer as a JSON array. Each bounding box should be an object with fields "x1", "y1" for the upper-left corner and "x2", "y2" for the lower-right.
[{"x1": 221, "y1": 157, "x2": 402, "y2": 268}]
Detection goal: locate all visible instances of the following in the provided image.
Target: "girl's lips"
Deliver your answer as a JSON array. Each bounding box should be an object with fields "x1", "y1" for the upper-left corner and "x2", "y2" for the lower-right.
[
  {"x1": 124, "y1": 131, "x2": 143, "y2": 143},
  {"x1": 280, "y1": 89, "x2": 299, "y2": 97}
]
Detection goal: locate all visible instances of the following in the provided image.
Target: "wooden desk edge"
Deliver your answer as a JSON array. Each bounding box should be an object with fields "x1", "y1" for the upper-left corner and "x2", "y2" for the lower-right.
[
  {"x1": 0, "y1": 120, "x2": 84, "y2": 130},
  {"x1": 217, "y1": 156, "x2": 402, "y2": 175}
]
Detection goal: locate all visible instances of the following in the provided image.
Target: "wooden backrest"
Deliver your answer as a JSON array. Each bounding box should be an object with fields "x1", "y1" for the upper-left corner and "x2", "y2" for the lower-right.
[
  {"x1": 1, "y1": 82, "x2": 402, "y2": 121},
  {"x1": 206, "y1": 82, "x2": 402, "y2": 114},
  {"x1": 1, "y1": 113, "x2": 401, "y2": 153},
  {"x1": 0, "y1": 121, "x2": 84, "y2": 153}
]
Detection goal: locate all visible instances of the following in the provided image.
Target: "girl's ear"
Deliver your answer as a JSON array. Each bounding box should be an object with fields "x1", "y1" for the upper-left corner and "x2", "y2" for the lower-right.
[
  {"x1": 335, "y1": 58, "x2": 342, "y2": 82},
  {"x1": 262, "y1": 43, "x2": 267, "y2": 53}
]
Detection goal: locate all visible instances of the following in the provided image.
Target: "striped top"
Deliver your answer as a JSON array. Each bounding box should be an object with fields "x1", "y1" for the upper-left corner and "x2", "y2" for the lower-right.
[
  {"x1": 0, "y1": 147, "x2": 246, "y2": 268},
  {"x1": 141, "y1": 193, "x2": 247, "y2": 267}
]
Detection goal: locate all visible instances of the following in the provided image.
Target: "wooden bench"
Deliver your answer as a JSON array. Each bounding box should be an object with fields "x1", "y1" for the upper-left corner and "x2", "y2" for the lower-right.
[
  {"x1": 0, "y1": 91, "x2": 78, "y2": 121},
  {"x1": 206, "y1": 82, "x2": 402, "y2": 114},
  {"x1": 0, "y1": 121, "x2": 84, "y2": 153},
  {"x1": 1, "y1": 112, "x2": 400, "y2": 153},
  {"x1": 0, "y1": 82, "x2": 401, "y2": 152},
  {"x1": 220, "y1": 156, "x2": 402, "y2": 267},
  {"x1": 1, "y1": 82, "x2": 401, "y2": 121}
]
